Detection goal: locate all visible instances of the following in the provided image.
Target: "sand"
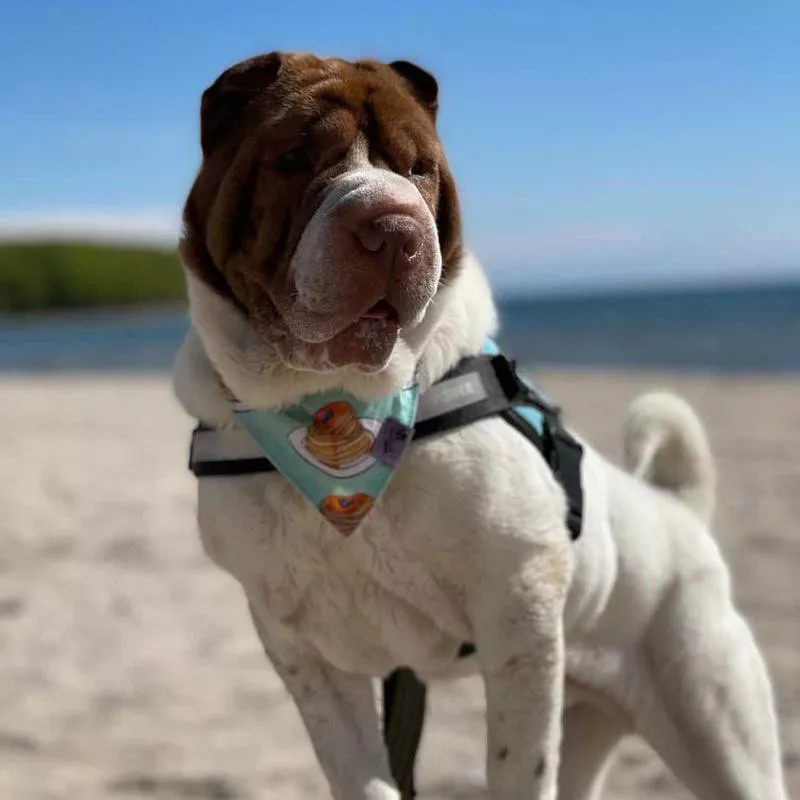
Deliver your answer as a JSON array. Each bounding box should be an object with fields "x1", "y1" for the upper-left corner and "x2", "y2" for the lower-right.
[{"x1": 1, "y1": 370, "x2": 798, "y2": 799}]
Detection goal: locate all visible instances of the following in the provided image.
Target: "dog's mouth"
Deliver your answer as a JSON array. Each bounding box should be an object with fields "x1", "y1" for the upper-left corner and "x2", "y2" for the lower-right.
[
  {"x1": 274, "y1": 296, "x2": 403, "y2": 344},
  {"x1": 259, "y1": 294, "x2": 406, "y2": 373},
  {"x1": 361, "y1": 299, "x2": 400, "y2": 324}
]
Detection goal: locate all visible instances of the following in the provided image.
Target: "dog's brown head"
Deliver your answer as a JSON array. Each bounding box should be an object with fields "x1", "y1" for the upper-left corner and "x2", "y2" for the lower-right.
[{"x1": 181, "y1": 52, "x2": 462, "y2": 372}]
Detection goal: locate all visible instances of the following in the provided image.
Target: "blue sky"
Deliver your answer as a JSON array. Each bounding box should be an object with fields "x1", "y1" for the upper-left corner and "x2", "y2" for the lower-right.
[{"x1": 1, "y1": 1, "x2": 799, "y2": 292}]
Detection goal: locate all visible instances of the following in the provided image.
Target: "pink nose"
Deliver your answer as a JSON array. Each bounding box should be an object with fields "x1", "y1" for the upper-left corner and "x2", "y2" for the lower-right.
[{"x1": 353, "y1": 213, "x2": 423, "y2": 270}]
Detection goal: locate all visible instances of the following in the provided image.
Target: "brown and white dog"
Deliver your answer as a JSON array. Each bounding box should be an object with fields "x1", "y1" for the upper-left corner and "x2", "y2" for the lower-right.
[{"x1": 174, "y1": 53, "x2": 788, "y2": 800}]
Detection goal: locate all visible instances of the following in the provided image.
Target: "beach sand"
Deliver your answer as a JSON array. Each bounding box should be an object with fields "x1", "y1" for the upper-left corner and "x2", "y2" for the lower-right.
[{"x1": 1, "y1": 370, "x2": 798, "y2": 799}]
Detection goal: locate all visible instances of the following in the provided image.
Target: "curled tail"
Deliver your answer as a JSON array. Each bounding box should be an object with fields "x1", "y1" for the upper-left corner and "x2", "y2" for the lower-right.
[{"x1": 623, "y1": 392, "x2": 716, "y2": 525}]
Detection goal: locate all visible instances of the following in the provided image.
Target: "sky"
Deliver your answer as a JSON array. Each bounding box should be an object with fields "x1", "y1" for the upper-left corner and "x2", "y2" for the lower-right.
[{"x1": 1, "y1": 1, "x2": 799, "y2": 292}]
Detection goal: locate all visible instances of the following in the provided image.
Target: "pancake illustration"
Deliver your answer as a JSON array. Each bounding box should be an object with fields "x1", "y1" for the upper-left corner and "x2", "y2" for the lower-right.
[
  {"x1": 319, "y1": 493, "x2": 374, "y2": 534},
  {"x1": 306, "y1": 401, "x2": 375, "y2": 469}
]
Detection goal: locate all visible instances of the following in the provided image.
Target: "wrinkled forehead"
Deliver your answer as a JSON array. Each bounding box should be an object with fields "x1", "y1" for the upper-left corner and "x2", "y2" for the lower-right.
[{"x1": 253, "y1": 56, "x2": 440, "y2": 159}]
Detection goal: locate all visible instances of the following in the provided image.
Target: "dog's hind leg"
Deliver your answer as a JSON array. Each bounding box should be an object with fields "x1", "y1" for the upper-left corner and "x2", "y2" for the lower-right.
[
  {"x1": 557, "y1": 703, "x2": 627, "y2": 800},
  {"x1": 631, "y1": 568, "x2": 788, "y2": 800}
]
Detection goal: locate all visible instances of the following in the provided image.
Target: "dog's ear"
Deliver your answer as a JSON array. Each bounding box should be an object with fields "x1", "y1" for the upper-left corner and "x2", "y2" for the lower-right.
[
  {"x1": 390, "y1": 60, "x2": 439, "y2": 120},
  {"x1": 200, "y1": 53, "x2": 284, "y2": 156}
]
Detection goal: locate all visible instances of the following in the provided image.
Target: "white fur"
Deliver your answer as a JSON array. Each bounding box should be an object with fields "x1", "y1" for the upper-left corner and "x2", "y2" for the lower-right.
[
  {"x1": 174, "y1": 253, "x2": 787, "y2": 800},
  {"x1": 178, "y1": 250, "x2": 494, "y2": 420}
]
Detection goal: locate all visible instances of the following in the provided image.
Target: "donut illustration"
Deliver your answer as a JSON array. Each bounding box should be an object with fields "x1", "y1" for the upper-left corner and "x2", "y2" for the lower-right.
[
  {"x1": 306, "y1": 401, "x2": 374, "y2": 469},
  {"x1": 319, "y1": 493, "x2": 374, "y2": 534}
]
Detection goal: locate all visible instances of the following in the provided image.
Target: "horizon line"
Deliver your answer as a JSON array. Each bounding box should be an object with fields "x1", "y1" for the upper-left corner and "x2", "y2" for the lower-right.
[{"x1": 1, "y1": 212, "x2": 799, "y2": 295}]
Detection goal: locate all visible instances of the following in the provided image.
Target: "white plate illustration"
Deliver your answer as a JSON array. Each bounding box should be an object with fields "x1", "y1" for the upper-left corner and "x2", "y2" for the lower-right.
[{"x1": 289, "y1": 418, "x2": 382, "y2": 477}]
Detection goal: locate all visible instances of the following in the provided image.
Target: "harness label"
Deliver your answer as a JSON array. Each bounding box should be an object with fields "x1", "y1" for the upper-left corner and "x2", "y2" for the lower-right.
[{"x1": 416, "y1": 372, "x2": 488, "y2": 422}]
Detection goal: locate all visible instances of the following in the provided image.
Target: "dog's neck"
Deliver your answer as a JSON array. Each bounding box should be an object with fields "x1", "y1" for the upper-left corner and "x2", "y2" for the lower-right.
[{"x1": 173, "y1": 251, "x2": 498, "y2": 428}]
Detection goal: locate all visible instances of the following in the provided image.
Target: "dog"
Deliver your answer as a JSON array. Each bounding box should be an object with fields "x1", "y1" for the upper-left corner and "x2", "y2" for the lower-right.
[{"x1": 173, "y1": 52, "x2": 788, "y2": 799}]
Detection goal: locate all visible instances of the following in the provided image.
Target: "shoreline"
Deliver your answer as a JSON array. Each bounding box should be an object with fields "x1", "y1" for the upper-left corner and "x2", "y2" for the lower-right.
[{"x1": 0, "y1": 301, "x2": 188, "y2": 327}]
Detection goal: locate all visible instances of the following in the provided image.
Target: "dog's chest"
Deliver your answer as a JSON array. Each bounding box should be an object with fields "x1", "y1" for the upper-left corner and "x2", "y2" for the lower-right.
[
  {"x1": 195, "y1": 448, "x2": 485, "y2": 674},
  {"x1": 194, "y1": 419, "x2": 556, "y2": 675}
]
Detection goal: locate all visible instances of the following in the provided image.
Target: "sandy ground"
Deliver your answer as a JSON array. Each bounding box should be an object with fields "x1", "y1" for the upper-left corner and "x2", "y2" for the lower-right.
[{"x1": 1, "y1": 369, "x2": 798, "y2": 800}]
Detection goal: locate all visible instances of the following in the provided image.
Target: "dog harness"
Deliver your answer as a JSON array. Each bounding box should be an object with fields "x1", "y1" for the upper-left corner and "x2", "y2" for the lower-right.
[{"x1": 188, "y1": 341, "x2": 584, "y2": 797}]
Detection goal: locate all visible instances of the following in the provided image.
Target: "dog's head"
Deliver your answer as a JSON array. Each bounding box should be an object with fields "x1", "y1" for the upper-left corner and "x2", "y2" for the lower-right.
[{"x1": 181, "y1": 52, "x2": 462, "y2": 373}]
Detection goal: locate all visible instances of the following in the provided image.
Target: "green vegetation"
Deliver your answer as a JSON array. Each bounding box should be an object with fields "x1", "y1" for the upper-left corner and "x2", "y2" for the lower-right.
[{"x1": 0, "y1": 242, "x2": 187, "y2": 312}]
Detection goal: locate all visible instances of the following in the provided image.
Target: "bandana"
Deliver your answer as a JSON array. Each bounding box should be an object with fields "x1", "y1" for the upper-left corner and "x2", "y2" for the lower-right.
[{"x1": 234, "y1": 387, "x2": 419, "y2": 535}]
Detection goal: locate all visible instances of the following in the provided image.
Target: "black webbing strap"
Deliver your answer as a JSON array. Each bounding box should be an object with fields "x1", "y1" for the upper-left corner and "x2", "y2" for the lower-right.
[
  {"x1": 551, "y1": 428, "x2": 584, "y2": 538},
  {"x1": 188, "y1": 354, "x2": 545, "y2": 477},
  {"x1": 382, "y1": 668, "x2": 427, "y2": 798},
  {"x1": 431, "y1": 352, "x2": 584, "y2": 539},
  {"x1": 189, "y1": 423, "x2": 276, "y2": 478},
  {"x1": 499, "y1": 408, "x2": 584, "y2": 541},
  {"x1": 412, "y1": 355, "x2": 543, "y2": 449},
  {"x1": 190, "y1": 455, "x2": 275, "y2": 478},
  {"x1": 188, "y1": 366, "x2": 583, "y2": 539}
]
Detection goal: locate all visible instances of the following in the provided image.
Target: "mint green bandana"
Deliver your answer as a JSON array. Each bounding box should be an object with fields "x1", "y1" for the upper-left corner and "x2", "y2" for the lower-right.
[{"x1": 234, "y1": 387, "x2": 419, "y2": 534}]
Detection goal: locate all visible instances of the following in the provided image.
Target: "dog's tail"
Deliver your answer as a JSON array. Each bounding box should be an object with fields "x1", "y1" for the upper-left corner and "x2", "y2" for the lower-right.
[{"x1": 623, "y1": 392, "x2": 716, "y2": 525}]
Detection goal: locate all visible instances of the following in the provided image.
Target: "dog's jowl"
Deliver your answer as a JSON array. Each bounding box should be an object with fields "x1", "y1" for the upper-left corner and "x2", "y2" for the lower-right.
[{"x1": 174, "y1": 52, "x2": 789, "y2": 800}]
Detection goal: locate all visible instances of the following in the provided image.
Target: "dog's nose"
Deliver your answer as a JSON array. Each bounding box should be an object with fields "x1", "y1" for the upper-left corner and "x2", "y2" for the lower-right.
[{"x1": 353, "y1": 214, "x2": 423, "y2": 269}]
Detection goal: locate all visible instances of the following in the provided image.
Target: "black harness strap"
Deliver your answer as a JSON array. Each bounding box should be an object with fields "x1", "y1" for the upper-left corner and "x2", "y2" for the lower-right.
[
  {"x1": 412, "y1": 355, "x2": 542, "y2": 450},
  {"x1": 188, "y1": 352, "x2": 584, "y2": 797},
  {"x1": 189, "y1": 354, "x2": 583, "y2": 539},
  {"x1": 190, "y1": 354, "x2": 542, "y2": 471},
  {"x1": 382, "y1": 668, "x2": 427, "y2": 799},
  {"x1": 189, "y1": 425, "x2": 275, "y2": 478}
]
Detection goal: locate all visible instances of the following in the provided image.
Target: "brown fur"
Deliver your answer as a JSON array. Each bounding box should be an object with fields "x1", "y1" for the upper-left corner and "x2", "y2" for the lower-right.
[{"x1": 180, "y1": 52, "x2": 462, "y2": 369}]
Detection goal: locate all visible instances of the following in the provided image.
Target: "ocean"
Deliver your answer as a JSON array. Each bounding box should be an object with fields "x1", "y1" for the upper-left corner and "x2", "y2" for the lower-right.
[{"x1": 1, "y1": 282, "x2": 798, "y2": 373}]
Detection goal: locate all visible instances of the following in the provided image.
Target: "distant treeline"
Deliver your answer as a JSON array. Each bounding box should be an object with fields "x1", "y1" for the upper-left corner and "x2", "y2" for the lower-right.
[{"x1": 0, "y1": 243, "x2": 187, "y2": 312}]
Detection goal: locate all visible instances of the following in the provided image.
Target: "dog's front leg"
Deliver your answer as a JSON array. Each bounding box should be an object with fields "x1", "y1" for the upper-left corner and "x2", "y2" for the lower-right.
[
  {"x1": 249, "y1": 604, "x2": 399, "y2": 800},
  {"x1": 474, "y1": 536, "x2": 570, "y2": 800}
]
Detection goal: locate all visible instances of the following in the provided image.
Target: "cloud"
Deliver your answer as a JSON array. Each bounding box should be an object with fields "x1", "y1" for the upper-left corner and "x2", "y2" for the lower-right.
[
  {"x1": 473, "y1": 221, "x2": 800, "y2": 291},
  {"x1": 472, "y1": 221, "x2": 652, "y2": 269},
  {"x1": 0, "y1": 209, "x2": 182, "y2": 248}
]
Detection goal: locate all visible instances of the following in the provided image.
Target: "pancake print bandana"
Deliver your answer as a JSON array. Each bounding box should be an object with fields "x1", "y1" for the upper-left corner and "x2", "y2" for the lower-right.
[{"x1": 234, "y1": 387, "x2": 419, "y2": 534}]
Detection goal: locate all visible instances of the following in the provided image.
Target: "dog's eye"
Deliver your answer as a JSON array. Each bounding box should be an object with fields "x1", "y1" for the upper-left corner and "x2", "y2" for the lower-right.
[
  {"x1": 410, "y1": 159, "x2": 433, "y2": 178},
  {"x1": 277, "y1": 146, "x2": 309, "y2": 174}
]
